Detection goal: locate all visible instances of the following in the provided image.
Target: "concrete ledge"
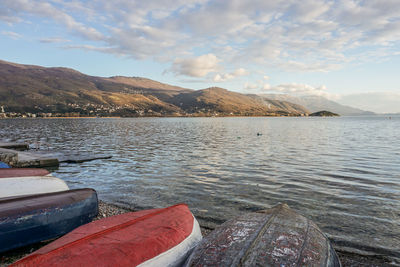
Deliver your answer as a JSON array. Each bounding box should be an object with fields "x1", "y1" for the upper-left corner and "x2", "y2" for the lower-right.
[
  {"x1": 0, "y1": 147, "x2": 110, "y2": 167},
  {"x1": 0, "y1": 148, "x2": 18, "y2": 166},
  {"x1": 0, "y1": 148, "x2": 59, "y2": 168},
  {"x1": 0, "y1": 142, "x2": 29, "y2": 151},
  {"x1": 14, "y1": 150, "x2": 59, "y2": 168}
]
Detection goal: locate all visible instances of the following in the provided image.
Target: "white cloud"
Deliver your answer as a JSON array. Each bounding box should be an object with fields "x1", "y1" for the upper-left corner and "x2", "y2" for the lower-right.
[
  {"x1": 244, "y1": 82, "x2": 259, "y2": 90},
  {"x1": 233, "y1": 68, "x2": 249, "y2": 76},
  {"x1": 1, "y1": 30, "x2": 21, "y2": 39},
  {"x1": 243, "y1": 78, "x2": 274, "y2": 91},
  {"x1": 213, "y1": 68, "x2": 249, "y2": 82},
  {"x1": 262, "y1": 83, "x2": 338, "y2": 99},
  {"x1": 268, "y1": 83, "x2": 325, "y2": 94},
  {"x1": 39, "y1": 37, "x2": 70, "y2": 43},
  {"x1": 262, "y1": 83, "x2": 272, "y2": 90},
  {"x1": 279, "y1": 61, "x2": 341, "y2": 72},
  {"x1": 171, "y1": 54, "x2": 220, "y2": 77},
  {"x1": 213, "y1": 73, "x2": 234, "y2": 82},
  {"x1": 243, "y1": 80, "x2": 337, "y2": 99},
  {"x1": 1, "y1": 0, "x2": 400, "y2": 76},
  {"x1": 63, "y1": 44, "x2": 114, "y2": 53},
  {"x1": 289, "y1": 0, "x2": 331, "y2": 23},
  {"x1": 1, "y1": 0, "x2": 103, "y2": 41}
]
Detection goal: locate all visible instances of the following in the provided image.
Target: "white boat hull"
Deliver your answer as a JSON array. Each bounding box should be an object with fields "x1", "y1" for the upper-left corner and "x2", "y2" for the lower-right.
[{"x1": 0, "y1": 176, "x2": 69, "y2": 198}]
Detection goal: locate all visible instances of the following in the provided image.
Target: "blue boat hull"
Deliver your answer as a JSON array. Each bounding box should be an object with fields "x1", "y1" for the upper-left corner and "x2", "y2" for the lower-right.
[
  {"x1": 0, "y1": 161, "x2": 10, "y2": 168},
  {"x1": 0, "y1": 188, "x2": 98, "y2": 253}
]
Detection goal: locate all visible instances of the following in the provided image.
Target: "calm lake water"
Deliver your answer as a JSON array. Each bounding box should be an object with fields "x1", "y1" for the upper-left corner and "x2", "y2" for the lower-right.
[{"x1": 0, "y1": 116, "x2": 399, "y2": 260}]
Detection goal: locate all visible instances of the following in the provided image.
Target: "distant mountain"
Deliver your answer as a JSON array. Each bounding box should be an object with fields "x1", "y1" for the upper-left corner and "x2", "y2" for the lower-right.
[
  {"x1": 108, "y1": 76, "x2": 188, "y2": 92},
  {"x1": 337, "y1": 93, "x2": 400, "y2": 114},
  {"x1": 0, "y1": 59, "x2": 189, "y2": 114},
  {"x1": 169, "y1": 87, "x2": 309, "y2": 116},
  {"x1": 0, "y1": 60, "x2": 308, "y2": 116},
  {"x1": 261, "y1": 94, "x2": 374, "y2": 116}
]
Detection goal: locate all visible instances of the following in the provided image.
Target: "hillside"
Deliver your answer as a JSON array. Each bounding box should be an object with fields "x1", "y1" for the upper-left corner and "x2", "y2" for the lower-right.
[
  {"x1": 0, "y1": 60, "x2": 308, "y2": 117},
  {"x1": 0, "y1": 60, "x2": 188, "y2": 115},
  {"x1": 169, "y1": 87, "x2": 308, "y2": 116},
  {"x1": 309, "y1": 110, "x2": 339, "y2": 117},
  {"x1": 261, "y1": 94, "x2": 374, "y2": 116},
  {"x1": 248, "y1": 94, "x2": 310, "y2": 115}
]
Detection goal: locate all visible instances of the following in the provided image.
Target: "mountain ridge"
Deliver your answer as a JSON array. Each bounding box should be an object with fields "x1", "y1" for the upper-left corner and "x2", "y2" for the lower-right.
[
  {"x1": 0, "y1": 60, "x2": 309, "y2": 116},
  {"x1": 261, "y1": 94, "x2": 374, "y2": 116},
  {"x1": 0, "y1": 59, "x2": 367, "y2": 117}
]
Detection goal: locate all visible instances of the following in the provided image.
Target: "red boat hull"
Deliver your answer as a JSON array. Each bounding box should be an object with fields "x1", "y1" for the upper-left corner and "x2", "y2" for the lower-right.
[
  {"x1": 12, "y1": 204, "x2": 202, "y2": 267},
  {"x1": 0, "y1": 168, "x2": 50, "y2": 178}
]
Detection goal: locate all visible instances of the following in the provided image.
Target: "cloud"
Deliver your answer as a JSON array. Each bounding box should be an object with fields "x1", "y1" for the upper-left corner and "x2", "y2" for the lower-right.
[
  {"x1": 243, "y1": 80, "x2": 338, "y2": 99},
  {"x1": 213, "y1": 68, "x2": 249, "y2": 82},
  {"x1": 279, "y1": 61, "x2": 342, "y2": 72},
  {"x1": 1, "y1": 0, "x2": 400, "y2": 76},
  {"x1": 1, "y1": 0, "x2": 103, "y2": 41},
  {"x1": 262, "y1": 83, "x2": 339, "y2": 99},
  {"x1": 1, "y1": 30, "x2": 21, "y2": 39},
  {"x1": 262, "y1": 83, "x2": 272, "y2": 90},
  {"x1": 268, "y1": 83, "x2": 327, "y2": 94},
  {"x1": 63, "y1": 44, "x2": 114, "y2": 53},
  {"x1": 170, "y1": 54, "x2": 220, "y2": 77},
  {"x1": 39, "y1": 37, "x2": 70, "y2": 43},
  {"x1": 244, "y1": 82, "x2": 259, "y2": 90},
  {"x1": 243, "y1": 79, "x2": 270, "y2": 91}
]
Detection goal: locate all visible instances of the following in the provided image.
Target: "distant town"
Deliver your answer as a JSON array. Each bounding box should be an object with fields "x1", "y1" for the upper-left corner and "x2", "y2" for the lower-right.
[
  {"x1": 0, "y1": 104, "x2": 309, "y2": 118},
  {"x1": 0, "y1": 104, "x2": 171, "y2": 118}
]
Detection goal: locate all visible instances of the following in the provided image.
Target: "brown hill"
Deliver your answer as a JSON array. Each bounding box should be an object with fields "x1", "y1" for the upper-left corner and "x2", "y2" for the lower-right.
[
  {"x1": 0, "y1": 60, "x2": 309, "y2": 116},
  {"x1": 170, "y1": 87, "x2": 309, "y2": 116},
  {"x1": 108, "y1": 76, "x2": 189, "y2": 93},
  {"x1": 0, "y1": 60, "x2": 187, "y2": 114},
  {"x1": 248, "y1": 94, "x2": 310, "y2": 115}
]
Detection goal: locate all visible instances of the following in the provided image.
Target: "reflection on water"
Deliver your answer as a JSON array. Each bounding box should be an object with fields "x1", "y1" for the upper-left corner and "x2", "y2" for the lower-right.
[{"x1": 1, "y1": 116, "x2": 399, "y2": 259}]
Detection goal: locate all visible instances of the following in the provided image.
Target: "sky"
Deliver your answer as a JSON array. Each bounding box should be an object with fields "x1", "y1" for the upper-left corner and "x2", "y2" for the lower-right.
[{"x1": 1, "y1": 0, "x2": 400, "y2": 113}]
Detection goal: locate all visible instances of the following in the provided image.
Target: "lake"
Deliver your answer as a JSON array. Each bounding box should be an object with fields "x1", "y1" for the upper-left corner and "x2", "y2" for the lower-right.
[{"x1": 0, "y1": 116, "x2": 399, "y2": 260}]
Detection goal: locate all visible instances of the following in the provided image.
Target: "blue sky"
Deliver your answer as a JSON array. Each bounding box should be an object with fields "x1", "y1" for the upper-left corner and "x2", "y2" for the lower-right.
[{"x1": 1, "y1": 0, "x2": 400, "y2": 113}]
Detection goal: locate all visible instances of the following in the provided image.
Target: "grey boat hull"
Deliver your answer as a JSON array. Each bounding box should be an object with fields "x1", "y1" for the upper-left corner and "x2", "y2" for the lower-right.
[{"x1": 185, "y1": 203, "x2": 341, "y2": 267}]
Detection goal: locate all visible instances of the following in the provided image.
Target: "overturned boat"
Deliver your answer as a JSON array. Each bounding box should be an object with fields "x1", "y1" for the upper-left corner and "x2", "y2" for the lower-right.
[
  {"x1": 185, "y1": 203, "x2": 341, "y2": 267},
  {"x1": 11, "y1": 204, "x2": 202, "y2": 267},
  {"x1": 0, "y1": 168, "x2": 50, "y2": 178},
  {"x1": 0, "y1": 176, "x2": 68, "y2": 198},
  {"x1": 0, "y1": 188, "x2": 98, "y2": 253}
]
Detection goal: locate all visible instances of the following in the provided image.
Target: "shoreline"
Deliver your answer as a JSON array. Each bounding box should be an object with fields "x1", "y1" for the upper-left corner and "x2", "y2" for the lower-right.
[{"x1": 0, "y1": 201, "x2": 395, "y2": 266}]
